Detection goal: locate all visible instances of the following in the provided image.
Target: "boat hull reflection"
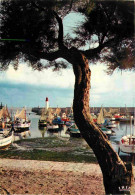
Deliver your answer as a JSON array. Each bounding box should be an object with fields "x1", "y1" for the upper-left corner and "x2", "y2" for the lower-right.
[
  {"x1": 38, "y1": 127, "x2": 48, "y2": 138},
  {"x1": 13, "y1": 130, "x2": 31, "y2": 141}
]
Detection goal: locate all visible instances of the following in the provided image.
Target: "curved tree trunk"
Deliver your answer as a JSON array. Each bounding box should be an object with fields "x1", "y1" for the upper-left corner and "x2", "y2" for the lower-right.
[{"x1": 68, "y1": 48, "x2": 133, "y2": 194}]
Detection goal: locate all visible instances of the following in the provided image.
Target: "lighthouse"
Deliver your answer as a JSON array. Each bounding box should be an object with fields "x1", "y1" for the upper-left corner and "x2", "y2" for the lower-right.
[{"x1": 45, "y1": 97, "x2": 49, "y2": 110}]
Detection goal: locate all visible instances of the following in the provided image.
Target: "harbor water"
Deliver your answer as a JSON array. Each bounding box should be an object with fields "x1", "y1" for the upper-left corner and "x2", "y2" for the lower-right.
[{"x1": 8, "y1": 108, "x2": 135, "y2": 162}]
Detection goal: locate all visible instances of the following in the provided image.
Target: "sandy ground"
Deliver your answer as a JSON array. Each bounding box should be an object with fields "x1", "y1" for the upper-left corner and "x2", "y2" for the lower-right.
[{"x1": 0, "y1": 159, "x2": 135, "y2": 195}]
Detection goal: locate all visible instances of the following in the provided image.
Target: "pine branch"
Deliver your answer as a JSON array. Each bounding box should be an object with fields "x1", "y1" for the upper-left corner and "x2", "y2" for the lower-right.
[{"x1": 53, "y1": 11, "x2": 64, "y2": 49}]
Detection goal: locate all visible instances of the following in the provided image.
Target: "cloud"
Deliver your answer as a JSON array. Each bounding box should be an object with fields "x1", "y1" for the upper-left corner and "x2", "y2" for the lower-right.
[
  {"x1": 0, "y1": 63, "x2": 75, "y2": 89},
  {"x1": 0, "y1": 62, "x2": 135, "y2": 107},
  {"x1": 90, "y1": 63, "x2": 135, "y2": 93},
  {"x1": 90, "y1": 63, "x2": 135, "y2": 106}
]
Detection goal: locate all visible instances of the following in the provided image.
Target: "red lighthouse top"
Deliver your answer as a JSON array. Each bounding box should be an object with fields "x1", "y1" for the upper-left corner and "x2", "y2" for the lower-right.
[{"x1": 46, "y1": 97, "x2": 48, "y2": 101}]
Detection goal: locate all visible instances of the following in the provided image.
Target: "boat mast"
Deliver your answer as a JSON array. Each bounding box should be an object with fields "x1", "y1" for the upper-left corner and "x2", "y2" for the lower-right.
[
  {"x1": 25, "y1": 106, "x2": 26, "y2": 121},
  {"x1": 11, "y1": 107, "x2": 13, "y2": 121},
  {"x1": 130, "y1": 116, "x2": 133, "y2": 144},
  {"x1": 133, "y1": 108, "x2": 135, "y2": 136}
]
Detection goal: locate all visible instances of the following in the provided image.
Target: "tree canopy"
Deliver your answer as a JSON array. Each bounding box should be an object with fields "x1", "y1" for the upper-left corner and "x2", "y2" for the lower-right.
[{"x1": 0, "y1": 0, "x2": 134, "y2": 73}]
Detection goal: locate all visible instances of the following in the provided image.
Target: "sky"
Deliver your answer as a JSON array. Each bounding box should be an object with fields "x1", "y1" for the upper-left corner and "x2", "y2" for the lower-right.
[{"x1": 0, "y1": 12, "x2": 135, "y2": 108}]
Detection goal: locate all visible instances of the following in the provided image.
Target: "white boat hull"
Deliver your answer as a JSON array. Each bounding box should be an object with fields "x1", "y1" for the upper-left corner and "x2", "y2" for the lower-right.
[
  {"x1": 119, "y1": 135, "x2": 135, "y2": 154},
  {"x1": 103, "y1": 130, "x2": 112, "y2": 135},
  {"x1": 120, "y1": 144, "x2": 135, "y2": 154},
  {"x1": 47, "y1": 125, "x2": 59, "y2": 130},
  {"x1": 106, "y1": 124, "x2": 117, "y2": 128},
  {"x1": 14, "y1": 122, "x2": 31, "y2": 129},
  {"x1": 0, "y1": 133, "x2": 13, "y2": 149}
]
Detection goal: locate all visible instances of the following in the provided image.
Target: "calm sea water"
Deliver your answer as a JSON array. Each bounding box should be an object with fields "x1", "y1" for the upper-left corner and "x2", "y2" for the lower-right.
[
  {"x1": 10, "y1": 108, "x2": 135, "y2": 157},
  {"x1": 29, "y1": 111, "x2": 134, "y2": 138}
]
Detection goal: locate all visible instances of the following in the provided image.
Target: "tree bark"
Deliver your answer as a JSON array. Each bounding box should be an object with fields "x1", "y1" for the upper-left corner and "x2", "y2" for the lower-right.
[{"x1": 68, "y1": 48, "x2": 133, "y2": 194}]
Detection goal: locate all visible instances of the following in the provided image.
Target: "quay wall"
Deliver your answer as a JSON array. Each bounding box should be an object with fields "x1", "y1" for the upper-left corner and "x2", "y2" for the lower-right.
[{"x1": 32, "y1": 107, "x2": 135, "y2": 116}]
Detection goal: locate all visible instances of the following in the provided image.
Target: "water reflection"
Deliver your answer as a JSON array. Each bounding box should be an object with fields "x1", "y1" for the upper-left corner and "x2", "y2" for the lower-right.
[
  {"x1": 38, "y1": 127, "x2": 49, "y2": 138},
  {"x1": 38, "y1": 125, "x2": 70, "y2": 138},
  {"x1": 13, "y1": 130, "x2": 31, "y2": 141}
]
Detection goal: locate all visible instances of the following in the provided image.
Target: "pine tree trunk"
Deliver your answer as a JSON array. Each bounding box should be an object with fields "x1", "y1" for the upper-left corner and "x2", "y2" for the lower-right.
[{"x1": 70, "y1": 48, "x2": 133, "y2": 194}]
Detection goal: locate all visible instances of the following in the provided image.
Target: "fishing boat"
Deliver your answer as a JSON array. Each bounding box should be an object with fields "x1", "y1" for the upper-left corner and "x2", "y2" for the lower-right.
[
  {"x1": 106, "y1": 122, "x2": 117, "y2": 129},
  {"x1": 96, "y1": 107, "x2": 112, "y2": 136},
  {"x1": 38, "y1": 97, "x2": 54, "y2": 127},
  {"x1": 47, "y1": 124, "x2": 59, "y2": 132},
  {"x1": 109, "y1": 108, "x2": 121, "y2": 121},
  {"x1": 113, "y1": 114, "x2": 125, "y2": 121},
  {"x1": 104, "y1": 119, "x2": 117, "y2": 129},
  {"x1": 14, "y1": 107, "x2": 31, "y2": 131},
  {"x1": 61, "y1": 112, "x2": 69, "y2": 122},
  {"x1": 119, "y1": 116, "x2": 133, "y2": 122},
  {"x1": 66, "y1": 106, "x2": 75, "y2": 126},
  {"x1": 0, "y1": 106, "x2": 12, "y2": 128},
  {"x1": 38, "y1": 108, "x2": 48, "y2": 127},
  {"x1": 119, "y1": 116, "x2": 135, "y2": 154},
  {"x1": 103, "y1": 108, "x2": 112, "y2": 119},
  {"x1": 119, "y1": 105, "x2": 132, "y2": 122},
  {"x1": 52, "y1": 116, "x2": 65, "y2": 127},
  {"x1": 65, "y1": 120, "x2": 75, "y2": 127},
  {"x1": 0, "y1": 130, "x2": 13, "y2": 150},
  {"x1": 38, "y1": 108, "x2": 54, "y2": 127},
  {"x1": 97, "y1": 107, "x2": 105, "y2": 125},
  {"x1": 67, "y1": 105, "x2": 74, "y2": 119},
  {"x1": 111, "y1": 129, "x2": 116, "y2": 136},
  {"x1": 67, "y1": 124, "x2": 81, "y2": 138},
  {"x1": 90, "y1": 113, "x2": 97, "y2": 123},
  {"x1": 100, "y1": 126, "x2": 112, "y2": 136},
  {"x1": 119, "y1": 135, "x2": 135, "y2": 154}
]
